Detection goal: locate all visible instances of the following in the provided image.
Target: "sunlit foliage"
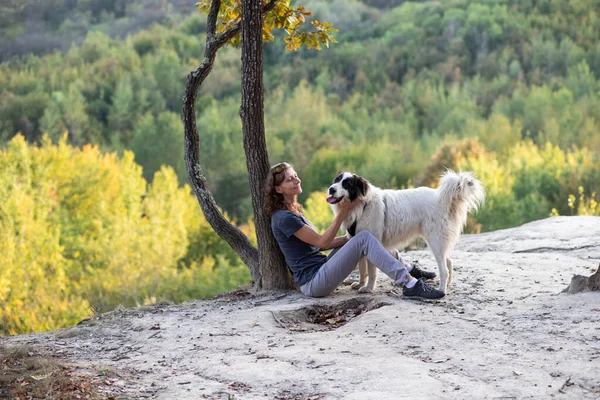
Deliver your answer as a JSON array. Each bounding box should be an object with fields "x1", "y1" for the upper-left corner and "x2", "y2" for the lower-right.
[
  {"x1": 0, "y1": 135, "x2": 250, "y2": 335},
  {"x1": 458, "y1": 140, "x2": 600, "y2": 231}
]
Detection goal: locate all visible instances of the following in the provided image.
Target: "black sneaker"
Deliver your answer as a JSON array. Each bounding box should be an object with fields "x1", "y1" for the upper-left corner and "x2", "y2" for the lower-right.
[
  {"x1": 403, "y1": 279, "x2": 445, "y2": 300},
  {"x1": 409, "y1": 264, "x2": 436, "y2": 280}
]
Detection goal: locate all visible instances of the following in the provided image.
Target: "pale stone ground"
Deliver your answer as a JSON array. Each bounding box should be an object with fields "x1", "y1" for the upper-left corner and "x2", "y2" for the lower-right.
[{"x1": 2, "y1": 216, "x2": 600, "y2": 399}]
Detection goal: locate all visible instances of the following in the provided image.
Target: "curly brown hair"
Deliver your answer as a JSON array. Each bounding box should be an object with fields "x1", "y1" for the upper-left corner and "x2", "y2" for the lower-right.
[{"x1": 264, "y1": 162, "x2": 303, "y2": 217}]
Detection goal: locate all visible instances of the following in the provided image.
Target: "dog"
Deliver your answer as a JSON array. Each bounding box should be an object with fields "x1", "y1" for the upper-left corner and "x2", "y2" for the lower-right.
[{"x1": 327, "y1": 170, "x2": 485, "y2": 294}]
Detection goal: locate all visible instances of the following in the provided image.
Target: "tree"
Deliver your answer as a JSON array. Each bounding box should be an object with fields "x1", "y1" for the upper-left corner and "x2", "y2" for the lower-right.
[{"x1": 182, "y1": 0, "x2": 336, "y2": 289}]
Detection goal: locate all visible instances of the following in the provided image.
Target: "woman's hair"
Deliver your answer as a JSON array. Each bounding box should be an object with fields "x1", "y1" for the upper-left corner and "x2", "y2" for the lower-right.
[{"x1": 264, "y1": 162, "x2": 303, "y2": 217}]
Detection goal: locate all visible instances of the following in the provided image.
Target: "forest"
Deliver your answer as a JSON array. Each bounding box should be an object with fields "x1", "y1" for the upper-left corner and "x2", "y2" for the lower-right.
[{"x1": 1, "y1": 0, "x2": 599, "y2": 335}]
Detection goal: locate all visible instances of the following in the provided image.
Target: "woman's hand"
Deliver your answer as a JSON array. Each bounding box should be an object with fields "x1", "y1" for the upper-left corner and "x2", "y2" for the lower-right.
[{"x1": 337, "y1": 198, "x2": 362, "y2": 216}]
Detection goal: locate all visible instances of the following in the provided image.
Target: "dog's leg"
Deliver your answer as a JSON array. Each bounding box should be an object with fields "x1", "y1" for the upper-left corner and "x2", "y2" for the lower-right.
[
  {"x1": 351, "y1": 257, "x2": 368, "y2": 290},
  {"x1": 358, "y1": 260, "x2": 378, "y2": 293},
  {"x1": 428, "y1": 238, "x2": 449, "y2": 293},
  {"x1": 446, "y1": 258, "x2": 453, "y2": 287},
  {"x1": 390, "y1": 249, "x2": 406, "y2": 264}
]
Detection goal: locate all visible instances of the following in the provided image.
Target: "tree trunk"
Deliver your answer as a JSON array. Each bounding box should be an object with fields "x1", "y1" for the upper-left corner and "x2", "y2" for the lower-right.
[
  {"x1": 240, "y1": 0, "x2": 294, "y2": 289},
  {"x1": 183, "y1": 0, "x2": 289, "y2": 288},
  {"x1": 183, "y1": 0, "x2": 261, "y2": 282}
]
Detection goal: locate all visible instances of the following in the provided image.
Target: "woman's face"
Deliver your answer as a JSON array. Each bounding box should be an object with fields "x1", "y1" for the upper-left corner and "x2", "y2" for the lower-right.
[{"x1": 276, "y1": 168, "x2": 302, "y2": 198}]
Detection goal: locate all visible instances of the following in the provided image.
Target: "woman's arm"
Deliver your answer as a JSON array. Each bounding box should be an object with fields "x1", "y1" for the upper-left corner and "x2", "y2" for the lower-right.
[
  {"x1": 293, "y1": 200, "x2": 359, "y2": 249},
  {"x1": 323, "y1": 235, "x2": 350, "y2": 250}
]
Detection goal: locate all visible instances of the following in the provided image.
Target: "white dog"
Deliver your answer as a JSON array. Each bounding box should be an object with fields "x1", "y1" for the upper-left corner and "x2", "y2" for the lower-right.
[{"x1": 327, "y1": 170, "x2": 485, "y2": 294}]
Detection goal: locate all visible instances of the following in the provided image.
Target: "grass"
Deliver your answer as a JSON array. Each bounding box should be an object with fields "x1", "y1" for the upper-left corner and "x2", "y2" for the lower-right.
[{"x1": 0, "y1": 343, "x2": 111, "y2": 399}]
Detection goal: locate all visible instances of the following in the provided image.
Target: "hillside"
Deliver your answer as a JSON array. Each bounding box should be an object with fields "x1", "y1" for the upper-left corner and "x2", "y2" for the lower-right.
[
  {"x1": 0, "y1": 0, "x2": 196, "y2": 61},
  {"x1": 2, "y1": 216, "x2": 599, "y2": 399},
  {"x1": 2, "y1": 0, "x2": 600, "y2": 224}
]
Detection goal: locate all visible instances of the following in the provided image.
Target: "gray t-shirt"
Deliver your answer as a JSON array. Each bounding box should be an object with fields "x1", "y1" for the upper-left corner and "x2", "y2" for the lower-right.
[{"x1": 271, "y1": 210, "x2": 327, "y2": 286}]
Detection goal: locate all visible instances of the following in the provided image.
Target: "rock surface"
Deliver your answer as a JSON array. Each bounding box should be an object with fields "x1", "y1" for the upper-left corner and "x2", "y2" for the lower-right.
[{"x1": 2, "y1": 216, "x2": 600, "y2": 399}]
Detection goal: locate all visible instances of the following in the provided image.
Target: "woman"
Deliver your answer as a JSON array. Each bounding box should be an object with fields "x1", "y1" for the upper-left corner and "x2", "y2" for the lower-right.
[{"x1": 265, "y1": 162, "x2": 444, "y2": 299}]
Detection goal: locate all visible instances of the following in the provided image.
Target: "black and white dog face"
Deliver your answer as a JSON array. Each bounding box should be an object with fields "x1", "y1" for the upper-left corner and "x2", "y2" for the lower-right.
[{"x1": 326, "y1": 172, "x2": 370, "y2": 204}]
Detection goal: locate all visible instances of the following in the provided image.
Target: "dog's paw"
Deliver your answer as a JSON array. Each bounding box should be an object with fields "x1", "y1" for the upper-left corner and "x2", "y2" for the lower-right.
[{"x1": 357, "y1": 286, "x2": 374, "y2": 293}]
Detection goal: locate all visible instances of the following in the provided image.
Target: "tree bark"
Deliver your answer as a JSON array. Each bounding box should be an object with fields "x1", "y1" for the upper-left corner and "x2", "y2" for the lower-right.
[{"x1": 240, "y1": 0, "x2": 294, "y2": 289}]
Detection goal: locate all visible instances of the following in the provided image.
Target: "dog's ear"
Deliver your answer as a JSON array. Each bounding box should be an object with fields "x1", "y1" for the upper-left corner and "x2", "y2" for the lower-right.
[
  {"x1": 333, "y1": 171, "x2": 345, "y2": 183},
  {"x1": 355, "y1": 175, "x2": 370, "y2": 198}
]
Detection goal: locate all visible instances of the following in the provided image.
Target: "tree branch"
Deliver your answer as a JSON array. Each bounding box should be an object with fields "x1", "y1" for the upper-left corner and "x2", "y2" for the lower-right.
[
  {"x1": 206, "y1": 0, "x2": 220, "y2": 41},
  {"x1": 263, "y1": 0, "x2": 279, "y2": 14},
  {"x1": 214, "y1": 0, "x2": 279, "y2": 48}
]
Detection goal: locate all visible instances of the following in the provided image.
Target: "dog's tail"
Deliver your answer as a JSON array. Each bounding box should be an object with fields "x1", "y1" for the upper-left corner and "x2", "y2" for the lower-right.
[{"x1": 437, "y1": 170, "x2": 485, "y2": 219}]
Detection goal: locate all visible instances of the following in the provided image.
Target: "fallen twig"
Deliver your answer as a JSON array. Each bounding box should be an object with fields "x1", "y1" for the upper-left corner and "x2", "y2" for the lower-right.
[
  {"x1": 254, "y1": 294, "x2": 289, "y2": 305},
  {"x1": 208, "y1": 332, "x2": 241, "y2": 337},
  {"x1": 578, "y1": 383, "x2": 600, "y2": 393},
  {"x1": 148, "y1": 331, "x2": 161, "y2": 339},
  {"x1": 513, "y1": 244, "x2": 598, "y2": 254},
  {"x1": 558, "y1": 377, "x2": 573, "y2": 394},
  {"x1": 517, "y1": 293, "x2": 532, "y2": 301},
  {"x1": 454, "y1": 316, "x2": 485, "y2": 327},
  {"x1": 269, "y1": 310, "x2": 284, "y2": 328}
]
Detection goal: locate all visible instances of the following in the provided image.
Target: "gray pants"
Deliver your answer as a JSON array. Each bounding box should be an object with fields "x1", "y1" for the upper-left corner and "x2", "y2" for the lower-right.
[{"x1": 300, "y1": 230, "x2": 410, "y2": 297}]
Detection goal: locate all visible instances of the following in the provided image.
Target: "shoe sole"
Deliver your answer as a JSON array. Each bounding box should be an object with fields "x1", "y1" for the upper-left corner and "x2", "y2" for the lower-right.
[{"x1": 403, "y1": 294, "x2": 445, "y2": 301}]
